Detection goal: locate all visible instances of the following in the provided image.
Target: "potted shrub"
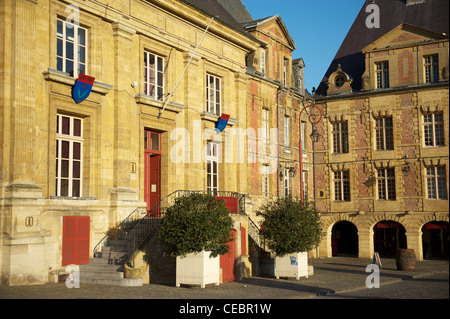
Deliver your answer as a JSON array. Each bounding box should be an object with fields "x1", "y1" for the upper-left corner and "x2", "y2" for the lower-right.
[
  {"x1": 158, "y1": 193, "x2": 234, "y2": 288},
  {"x1": 257, "y1": 197, "x2": 322, "y2": 280}
]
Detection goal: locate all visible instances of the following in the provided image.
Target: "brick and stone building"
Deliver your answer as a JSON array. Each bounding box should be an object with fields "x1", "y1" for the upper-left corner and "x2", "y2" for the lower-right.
[{"x1": 313, "y1": 0, "x2": 449, "y2": 260}]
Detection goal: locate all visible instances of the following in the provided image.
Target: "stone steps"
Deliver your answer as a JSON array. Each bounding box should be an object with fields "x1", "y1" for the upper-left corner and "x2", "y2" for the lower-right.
[{"x1": 80, "y1": 240, "x2": 143, "y2": 287}]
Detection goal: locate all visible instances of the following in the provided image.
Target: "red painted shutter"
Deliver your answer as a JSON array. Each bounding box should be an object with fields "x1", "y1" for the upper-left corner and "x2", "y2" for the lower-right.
[{"x1": 62, "y1": 216, "x2": 90, "y2": 266}]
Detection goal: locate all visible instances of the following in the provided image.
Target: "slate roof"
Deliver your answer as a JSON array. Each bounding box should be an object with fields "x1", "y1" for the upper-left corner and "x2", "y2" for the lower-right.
[
  {"x1": 179, "y1": 0, "x2": 250, "y2": 34},
  {"x1": 315, "y1": 0, "x2": 449, "y2": 97}
]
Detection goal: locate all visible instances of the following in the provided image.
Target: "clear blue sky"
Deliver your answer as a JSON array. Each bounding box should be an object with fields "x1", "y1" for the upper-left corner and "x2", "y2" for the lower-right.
[{"x1": 241, "y1": 0, "x2": 365, "y2": 93}]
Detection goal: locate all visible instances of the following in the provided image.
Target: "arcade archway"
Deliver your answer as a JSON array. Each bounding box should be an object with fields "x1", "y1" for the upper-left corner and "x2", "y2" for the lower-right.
[
  {"x1": 331, "y1": 221, "x2": 359, "y2": 257},
  {"x1": 373, "y1": 221, "x2": 407, "y2": 257},
  {"x1": 422, "y1": 222, "x2": 449, "y2": 259}
]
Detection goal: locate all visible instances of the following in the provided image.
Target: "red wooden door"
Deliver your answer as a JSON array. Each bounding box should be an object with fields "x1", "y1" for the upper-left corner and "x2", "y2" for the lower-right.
[
  {"x1": 144, "y1": 130, "x2": 161, "y2": 215},
  {"x1": 62, "y1": 216, "x2": 90, "y2": 266},
  {"x1": 220, "y1": 229, "x2": 236, "y2": 283}
]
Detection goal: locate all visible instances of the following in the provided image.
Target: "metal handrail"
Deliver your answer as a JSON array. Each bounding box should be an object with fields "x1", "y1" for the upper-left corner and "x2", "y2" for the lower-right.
[
  {"x1": 126, "y1": 190, "x2": 250, "y2": 266},
  {"x1": 93, "y1": 206, "x2": 147, "y2": 257},
  {"x1": 93, "y1": 190, "x2": 263, "y2": 266}
]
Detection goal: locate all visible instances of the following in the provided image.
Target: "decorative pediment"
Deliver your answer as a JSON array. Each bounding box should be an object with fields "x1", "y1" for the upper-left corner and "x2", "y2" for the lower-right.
[
  {"x1": 362, "y1": 23, "x2": 448, "y2": 53},
  {"x1": 244, "y1": 15, "x2": 296, "y2": 50}
]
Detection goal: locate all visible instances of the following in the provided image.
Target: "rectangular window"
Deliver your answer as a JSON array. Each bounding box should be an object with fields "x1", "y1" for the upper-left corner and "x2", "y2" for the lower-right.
[
  {"x1": 426, "y1": 166, "x2": 447, "y2": 199},
  {"x1": 56, "y1": 114, "x2": 83, "y2": 197},
  {"x1": 375, "y1": 117, "x2": 394, "y2": 150},
  {"x1": 206, "y1": 74, "x2": 221, "y2": 116},
  {"x1": 424, "y1": 55, "x2": 439, "y2": 84},
  {"x1": 262, "y1": 109, "x2": 270, "y2": 145},
  {"x1": 283, "y1": 59, "x2": 288, "y2": 86},
  {"x1": 301, "y1": 121, "x2": 306, "y2": 154},
  {"x1": 377, "y1": 168, "x2": 396, "y2": 201},
  {"x1": 424, "y1": 112, "x2": 444, "y2": 147},
  {"x1": 284, "y1": 116, "x2": 290, "y2": 148},
  {"x1": 334, "y1": 170, "x2": 350, "y2": 201},
  {"x1": 375, "y1": 61, "x2": 389, "y2": 89},
  {"x1": 144, "y1": 51, "x2": 164, "y2": 100},
  {"x1": 262, "y1": 165, "x2": 269, "y2": 197},
  {"x1": 57, "y1": 18, "x2": 87, "y2": 77},
  {"x1": 261, "y1": 50, "x2": 266, "y2": 77},
  {"x1": 332, "y1": 121, "x2": 349, "y2": 154},
  {"x1": 302, "y1": 170, "x2": 308, "y2": 202},
  {"x1": 206, "y1": 142, "x2": 219, "y2": 195},
  {"x1": 284, "y1": 168, "x2": 289, "y2": 197}
]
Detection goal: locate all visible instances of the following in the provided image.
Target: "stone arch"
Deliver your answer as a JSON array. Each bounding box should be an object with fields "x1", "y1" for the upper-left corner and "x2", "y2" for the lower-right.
[
  {"x1": 320, "y1": 214, "x2": 361, "y2": 258},
  {"x1": 370, "y1": 217, "x2": 407, "y2": 257}
]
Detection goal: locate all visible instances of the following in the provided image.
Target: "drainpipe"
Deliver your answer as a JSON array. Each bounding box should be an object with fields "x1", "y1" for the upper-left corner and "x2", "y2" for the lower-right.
[{"x1": 276, "y1": 86, "x2": 281, "y2": 198}]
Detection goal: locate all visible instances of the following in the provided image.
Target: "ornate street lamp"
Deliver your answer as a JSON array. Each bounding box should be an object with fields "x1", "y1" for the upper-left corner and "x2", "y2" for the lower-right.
[
  {"x1": 310, "y1": 126, "x2": 321, "y2": 210},
  {"x1": 299, "y1": 104, "x2": 322, "y2": 207}
]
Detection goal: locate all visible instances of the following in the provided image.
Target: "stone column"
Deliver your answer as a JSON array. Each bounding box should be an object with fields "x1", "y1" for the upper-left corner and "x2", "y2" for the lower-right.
[
  {"x1": 0, "y1": 0, "x2": 49, "y2": 286},
  {"x1": 110, "y1": 21, "x2": 138, "y2": 222}
]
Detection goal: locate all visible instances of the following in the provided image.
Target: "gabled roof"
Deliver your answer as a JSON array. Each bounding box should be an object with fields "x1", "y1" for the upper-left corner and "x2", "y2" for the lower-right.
[
  {"x1": 315, "y1": 0, "x2": 449, "y2": 97},
  {"x1": 362, "y1": 23, "x2": 448, "y2": 53},
  {"x1": 242, "y1": 14, "x2": 296, "y2": 50}
]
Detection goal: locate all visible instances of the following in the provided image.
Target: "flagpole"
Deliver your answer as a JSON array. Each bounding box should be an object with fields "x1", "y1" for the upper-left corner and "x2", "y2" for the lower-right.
[{"x1": 158, "y1": 16, "x2": 215, "y2": 119}]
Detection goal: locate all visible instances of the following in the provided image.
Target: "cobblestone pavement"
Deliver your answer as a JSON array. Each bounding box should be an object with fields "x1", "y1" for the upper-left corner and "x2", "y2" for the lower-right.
[{"x1": 0, "y1": 257, "x2": 448, "y2": 300}]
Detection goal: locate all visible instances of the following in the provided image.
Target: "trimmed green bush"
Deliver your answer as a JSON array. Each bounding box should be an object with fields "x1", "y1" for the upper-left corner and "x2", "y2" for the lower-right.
[
  {"x1": 257, "y1": 197, "x2": 322, "y2": 256},
  {"x1": 158, "y1": 193, "x2": 234, "y2": 257}
]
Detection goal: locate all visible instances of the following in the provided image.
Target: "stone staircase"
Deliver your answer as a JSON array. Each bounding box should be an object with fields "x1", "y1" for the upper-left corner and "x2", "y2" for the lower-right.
[{"x1": 80, "y1": 240, "x2": 143, "y2": 287}]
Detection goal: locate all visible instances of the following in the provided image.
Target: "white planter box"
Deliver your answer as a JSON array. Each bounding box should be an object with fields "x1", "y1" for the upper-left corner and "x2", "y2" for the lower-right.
[
  {"x1": 176, "y1": 251, "x2": 220, "y2": 288},
  {"x1": 275, "y1": 252, "x2": 309, "y2": 280}
]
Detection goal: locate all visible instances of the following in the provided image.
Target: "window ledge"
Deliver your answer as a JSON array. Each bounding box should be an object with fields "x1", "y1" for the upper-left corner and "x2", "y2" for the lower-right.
[
  {"x1": 43, "y1": 68, "x2": 112, "y2": 95},
  {"x1": 200, "y1": 112, "x2": 238, "y2": 126},
  {"x1": 135, "y1": 93, "x2": 184, "y2": 113}
]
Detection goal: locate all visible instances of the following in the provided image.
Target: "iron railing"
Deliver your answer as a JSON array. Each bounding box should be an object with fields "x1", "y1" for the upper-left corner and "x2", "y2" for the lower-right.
[
  {"x1": 126, "y1": 190, "x2": 250, "y2": 266},
  {"x1": 93, "y1": 206, "x2": 147, "y2": 257},
  {"x1": 93, "y1": 190, "x2": 263, "y2": 266}
]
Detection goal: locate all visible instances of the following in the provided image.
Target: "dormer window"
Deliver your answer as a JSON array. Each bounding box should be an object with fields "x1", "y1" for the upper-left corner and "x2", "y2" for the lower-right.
[{"x1": 334, "y1": 75, "x2": 346, "y2": 88}]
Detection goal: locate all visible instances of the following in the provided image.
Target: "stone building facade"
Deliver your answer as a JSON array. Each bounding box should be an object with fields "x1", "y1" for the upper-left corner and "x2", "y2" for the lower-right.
[
  {"x1": 0, "y1": 0, "x2": 265, "y2": 286},
  {"x1": 242, "y1": 15, "x2": 312, "y2": 219},
  {"x1": 0, "y1": 0, "x2": 313, "y2": 285},
  {"x1": 314, "y1": 1, "x2": 449, "y2": 260}
]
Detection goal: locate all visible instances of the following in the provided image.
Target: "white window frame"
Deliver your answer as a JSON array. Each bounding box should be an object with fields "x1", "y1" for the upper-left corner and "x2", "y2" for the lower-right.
[
  {"x1": 424, "y1": 54, "x2": 439, "y2": 84},
  {"x1": 56, "y1": 114, "x2": 84, "y2": 197},
  {"x1": 144, "y1": 51, "x2": 164, "y2": 100},
  {"x1": 261, "y1": 50, "x2": 266, "y2": 77},
  {"x1": 423, "y1": 112, "x2": 444, "y2": 147},
  {"x1": 375, "y1": 61, "x2": 389, "y2": 89},
  {"x1": 283, "y1": 59, "x2": 288, "y2": 86},
  {"x1": 57, "y1": 18, "x2": 87, "y2": 78},
  {"x1": 206, "y1": 142, "x2": 219, "y2": 195},
  {"x1": 262, "y1": 165, "x2": 269, "y2": 197},
  {"x1": 377, "y1": 167, "x2": 396, "y2": 201},
  {"x1": 426, "y1": 166, "x2": 448, "y2": 200},
  {"x1": 262, "y1": 109, "x2": 270, "y2": 145},
  {"x1": 301, "y1": 121, "x2": 306, "y2": 155},
  {"x1": 284, "y1": 115, "x2": 290, "y2": 149},
  {"x1": 284, "y1": 168, "x2": 290, "y2": 197},
  {"x1": 206, "y1": 74, "x2": 221, "y2": 116}
]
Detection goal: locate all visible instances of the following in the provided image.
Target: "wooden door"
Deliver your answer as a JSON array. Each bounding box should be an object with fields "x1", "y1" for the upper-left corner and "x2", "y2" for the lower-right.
[
  {"x1": 62, "y1": 216, "x2": 90, "y2": 266},
  {"x1": 220, "y1": 229, "x2": 236, "y2": 283},
  {"x1": 144, "y1": 130, "x2": 161, "y2": 215}
]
